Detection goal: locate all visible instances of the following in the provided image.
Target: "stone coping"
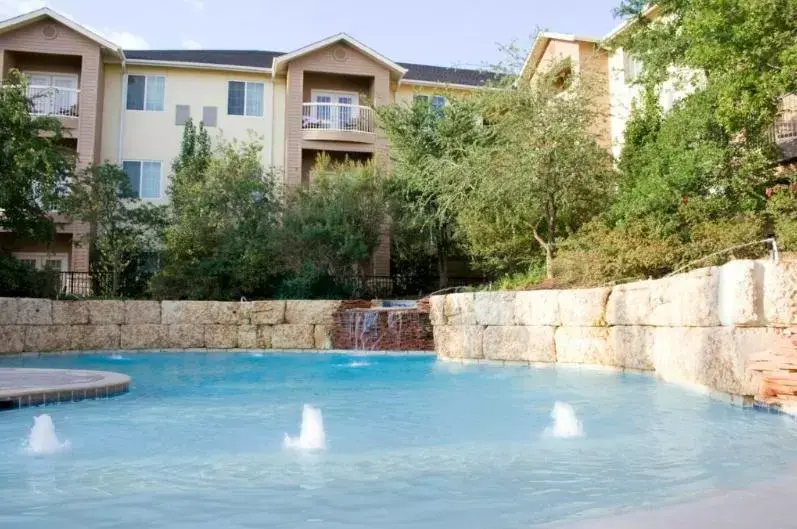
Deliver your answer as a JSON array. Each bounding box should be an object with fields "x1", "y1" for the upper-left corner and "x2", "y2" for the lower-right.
[
  {"x1": 1, "y1": 348, "x2": 435, "y2": 357},
  {"x1": 0, "y1": 368, "x2": 130, "y2": 410}
]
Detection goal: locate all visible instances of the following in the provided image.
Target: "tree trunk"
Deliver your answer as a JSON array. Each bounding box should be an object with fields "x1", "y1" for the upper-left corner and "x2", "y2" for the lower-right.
[
  {"x1": 532, "y1": 220, "x2": 554, "y2": 280},
  {"x1": 437, "y1": 246, "x2": 449, "y2": 290}
]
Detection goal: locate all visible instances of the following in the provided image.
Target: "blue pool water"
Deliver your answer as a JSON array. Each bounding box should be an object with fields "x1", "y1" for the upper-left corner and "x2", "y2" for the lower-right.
[{"x1": 1, "y1": 353, "x2": 797, "y2": 529}]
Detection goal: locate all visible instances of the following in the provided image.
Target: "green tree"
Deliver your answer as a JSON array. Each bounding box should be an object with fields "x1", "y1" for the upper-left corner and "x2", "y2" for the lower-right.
[
  {"x1": 378, "y1": 95, "x2": 489, "y2": 288},
  {"x1": 616, "y1": 0, "x2": 797, "y2": 139},
  {"x1": 279, "y1": 155, "x2": 388, "y2": 297},
  {"x1": 151, "y1": 135, "x2": 283, "y2": 300},
  {"x1": 0, "y1": 70, "x2": 74, "y2": 241},
  {"x1": 456, "y1": 60, "x2": 616, "y2": 278},
  {"x1": 63, "y1": 163, "x2": 166, "y2": 296}
]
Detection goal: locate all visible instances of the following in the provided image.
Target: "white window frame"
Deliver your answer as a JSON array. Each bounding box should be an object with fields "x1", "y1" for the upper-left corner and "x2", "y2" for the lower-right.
[
  {"x1": 12, "y1": 252, "x2": 70, "y2": 272},
  {"x1": 624, "y1": 52, "x2": 643, "y2": 84},
  {"x1": 310, "y1": 89, "x2": 360, "y2": 107},
  {"x1": 122, "y1": 160, "x2": 163, "y2": 200},
  {"x1": 126, "y1": 74, "x2": 166, "y2": 112},
  {"x1": 228, "y1": 80, "x2": 265, "y2": 117}
]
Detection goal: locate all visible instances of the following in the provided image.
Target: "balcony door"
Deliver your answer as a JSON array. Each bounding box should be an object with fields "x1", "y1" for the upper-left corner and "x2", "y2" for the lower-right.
[
  {"x1": 311, "y1": 90, "x2": 359, "y2": 130},
  {"x1": 25, "y1": 72, "x2": 79, "y2": 116}
]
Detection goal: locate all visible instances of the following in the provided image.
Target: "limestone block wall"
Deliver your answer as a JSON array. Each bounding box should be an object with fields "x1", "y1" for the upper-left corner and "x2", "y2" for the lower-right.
[
  {"x1": 0, "y1": 299, "x2": 342, "y2": 354},
  {"x1": 431, "y1": 260, "x2": 797, "y2": 397}
]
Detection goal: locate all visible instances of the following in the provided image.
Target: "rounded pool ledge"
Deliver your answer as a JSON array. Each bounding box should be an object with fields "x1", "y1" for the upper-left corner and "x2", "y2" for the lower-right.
[{"x1": 0, "y1": 368, "x2": 130, "y2": 410}]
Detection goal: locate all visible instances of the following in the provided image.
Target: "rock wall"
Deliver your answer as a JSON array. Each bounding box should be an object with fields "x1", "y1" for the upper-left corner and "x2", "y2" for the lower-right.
[
  {"x1": 0, "y1": 299, "x2": 342, "y2": 354},
  {"x1": 431, "y1": 260, "x2": 797, "y2": 397}
]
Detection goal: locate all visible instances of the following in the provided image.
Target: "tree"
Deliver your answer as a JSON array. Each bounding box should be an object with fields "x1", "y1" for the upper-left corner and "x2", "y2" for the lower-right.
[
  {"x1": 0, "y1": 70, "x2": 74, "y2": 241},
  {"x1": 151, "y1": 133, "x2": 283, "y2": 300},
  {"x1": 63, "y1": 163, "x2": 165, "y2": 296},
  {"x1": 279, "y1": 155, "x2": 388, "y2": 297},
  {"x1": 616, "y1": 0, "x2": 797, "y2": 139},
  {"x1": 377, "y1": 94, "x2": 491, "y2": 288},
  {"x1": 456, "y1": 60, "x2": 616, "y2": 278}
]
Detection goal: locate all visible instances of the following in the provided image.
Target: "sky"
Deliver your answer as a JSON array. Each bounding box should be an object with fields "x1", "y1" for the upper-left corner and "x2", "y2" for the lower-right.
[{"x1": 0, "y1": 0, "x2": 623, "y2": 68}]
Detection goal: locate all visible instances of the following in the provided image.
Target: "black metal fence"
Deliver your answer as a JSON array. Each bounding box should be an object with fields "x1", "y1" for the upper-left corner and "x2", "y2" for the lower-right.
[
  {"x1": 49, "y1": 271, "x2": 483, "y2": 300},
  {"x1": 54, "y1": 271, "x2": 152, "y2": 299}
]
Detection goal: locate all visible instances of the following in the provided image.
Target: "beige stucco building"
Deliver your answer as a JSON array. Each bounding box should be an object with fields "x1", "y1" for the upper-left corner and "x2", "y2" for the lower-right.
[
  {"x1": 0, "y1": 8, "x2": 492, "y2": 277},
  {"x1": 522, "y1": 5, "x2": 796, "y2": 162}
]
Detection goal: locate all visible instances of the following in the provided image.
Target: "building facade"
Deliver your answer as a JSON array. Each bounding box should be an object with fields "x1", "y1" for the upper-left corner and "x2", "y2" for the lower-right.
[
  {"x1": 0, "y1": 8, "x2": 494, "y2": 276},
  {"x1": 522, "y1": 5, "x2": 796, "y2": 162}
]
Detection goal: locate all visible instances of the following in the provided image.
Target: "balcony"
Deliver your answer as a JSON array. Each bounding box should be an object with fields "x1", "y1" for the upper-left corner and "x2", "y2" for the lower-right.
[
  {"x1": 28, "y1": 84, "x2": 79, "y2": 117},
  {"x1": 301, "y1": 102, "x2": 375, "y2": 144}
]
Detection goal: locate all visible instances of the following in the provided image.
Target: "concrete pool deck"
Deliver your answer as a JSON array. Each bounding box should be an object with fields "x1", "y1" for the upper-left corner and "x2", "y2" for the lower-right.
[
  {"x1": 557, "y1": 473, "x2": 797, "y2": 529},
  {"x1": 0, "y1": 368, "x2": 130, "y2": 410}
]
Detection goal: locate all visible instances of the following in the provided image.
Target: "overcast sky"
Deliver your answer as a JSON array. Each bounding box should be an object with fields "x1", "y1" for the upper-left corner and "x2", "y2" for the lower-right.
[{"x1": 0, "y1": 0, "x2": 623, "y2": 68}]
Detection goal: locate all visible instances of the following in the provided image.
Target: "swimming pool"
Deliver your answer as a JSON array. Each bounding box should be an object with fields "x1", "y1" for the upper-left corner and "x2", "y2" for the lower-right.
[{"x1": 1, "y1": 353, "x2": 796, "y2": 528}]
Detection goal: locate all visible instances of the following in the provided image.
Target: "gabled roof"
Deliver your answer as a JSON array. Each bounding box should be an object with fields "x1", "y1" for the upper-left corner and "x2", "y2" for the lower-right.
[
  {"x1": 520, "y1": 32, "x2": 601, "y2": 80},
  {"x1": 124, "y1": 49, "x2": 496, "y2": 87},
  {"x1": 0, "y1": 7, "x2": 122, "y2": 56},
  {"x1": 603, "y1": 4, "x2": 662, "y2": 43},
  {"x1": 271, "y1": 33, "x2": 407, "y2": 77}
]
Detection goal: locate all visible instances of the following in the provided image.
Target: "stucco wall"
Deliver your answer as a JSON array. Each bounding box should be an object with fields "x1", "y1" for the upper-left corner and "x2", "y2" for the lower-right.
[
  {"x1": 431, "y1": 260, "x2": 797, "y2": 397},
  {"x1": 101, "y1": 65, "x2": 276, "y2": 204},
  {"x1": 0, "y1": 299, "x2": 342, "y2": 353}
]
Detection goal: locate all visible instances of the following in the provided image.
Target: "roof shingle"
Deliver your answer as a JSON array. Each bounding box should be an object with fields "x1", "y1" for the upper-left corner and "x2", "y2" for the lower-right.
[{"x1": 123, "y1": 49, "x2": 496, "y2": 87}]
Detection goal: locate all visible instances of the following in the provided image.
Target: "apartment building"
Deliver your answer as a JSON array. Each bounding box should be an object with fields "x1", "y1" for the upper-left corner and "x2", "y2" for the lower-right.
[
  {"x1": 0, "y1": 8, "x2": 494, "y2": 276},
  {"x1": 522, "y1": 5, "x2": 797, "y2": 162}
]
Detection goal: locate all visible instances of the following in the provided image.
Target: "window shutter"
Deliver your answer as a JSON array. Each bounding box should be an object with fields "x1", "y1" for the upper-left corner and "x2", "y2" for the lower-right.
[
  {"x1": 175, "y1": 104, "x2": 191, "y2": 125},
  {"x1": 202, "y1": 106, "x2": 218, "y2": 127}
]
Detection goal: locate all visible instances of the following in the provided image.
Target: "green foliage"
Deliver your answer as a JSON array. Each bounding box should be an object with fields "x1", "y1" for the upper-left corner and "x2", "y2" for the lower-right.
[
  {"x1": 616, "y1": 0, "x2": 797, "y2": 137},
  {"x1": 548, "y1": 0, "x2": 797, "y2": 288},
  {"x1": 457, "y1": 61, "x2": 616, "y2": 277},
  {"x1": 63, "y1": 163, "x2": 165, "y2": 297},
  {"x1": 0, "y1": 70, "x2": 74, "y2": 241},
  {"x1": 377, "y1": 95, "x2": 489, "y2": 287},
  {"x1": 0, "y1": 255, "x2": 61, "y2": 298},
  {"x1": 151, "y1": 133, "x2": 283, "y2": 300},
  {"x1": 766, "y1": 177, "x2": 797, "y2": 251},
  {"x1": 280, "y1": 155, "x2": 388, "y2": 293}
]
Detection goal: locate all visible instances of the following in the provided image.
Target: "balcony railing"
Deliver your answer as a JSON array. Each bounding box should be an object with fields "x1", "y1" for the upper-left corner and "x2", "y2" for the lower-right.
[
  {"x1": 301, "y1": 102, "x2": 375, "y2": 134},
  {"x1": 27, "y1": 85, "x2": 80, "y2": 117}
]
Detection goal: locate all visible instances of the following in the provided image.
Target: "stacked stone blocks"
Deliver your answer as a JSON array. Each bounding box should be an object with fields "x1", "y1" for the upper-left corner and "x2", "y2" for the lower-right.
[
  {"x1": 431, "y1": 260, "x2": 797, "y2": 397},
  {"x1": 0, "y1": 299, "x2": 341, "y2": 353}
]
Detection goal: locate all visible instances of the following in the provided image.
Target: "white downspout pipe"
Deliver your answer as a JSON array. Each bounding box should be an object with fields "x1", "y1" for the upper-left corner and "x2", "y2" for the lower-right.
[{"x1": 117, "y1": 56, "x2": 127, "y2": 166}]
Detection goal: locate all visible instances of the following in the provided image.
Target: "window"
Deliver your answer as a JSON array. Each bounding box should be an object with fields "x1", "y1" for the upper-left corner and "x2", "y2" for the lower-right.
[
  {"x1": 25, "y1": 72, "x2": 79, "y2": 116},
  {"x1": 624, "y1": 52, "x2": 643, "y2": 84},
  {"x1": 127, "y1": 75, "x2": 166, "y2": 111},
  {"x1": 413, "y1": 94, "x2": 446, "y2": 109},
  {"x1": 228, "y1": 81, "x2": 264, "y2": 116},
  {"x1": 13, "y1": 253, "x2": 68, "y2": 271},
  {"x1": 122, "y1": 161, "x2": 162, "y2": 199},
  {"x1": 305, "y1": 91, "x2": 360, "y2": 130}
]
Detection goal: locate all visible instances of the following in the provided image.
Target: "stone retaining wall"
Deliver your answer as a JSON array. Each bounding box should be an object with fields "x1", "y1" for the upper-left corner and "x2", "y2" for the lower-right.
[
  {"x1": 430, "y1": 260, "x2": 797, "y2": 397},
  {"x1": 0, "y1": 299, "x2": 342, "y2": 354}
]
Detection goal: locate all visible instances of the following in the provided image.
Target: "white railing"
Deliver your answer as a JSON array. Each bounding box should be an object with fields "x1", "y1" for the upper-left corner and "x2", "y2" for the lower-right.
[
  {"x1": 27, "y1": 85, "x2": 80, "y2": 117},
  {"x1": 301, "y1": 102, "x2": 375, "y2": 134}
]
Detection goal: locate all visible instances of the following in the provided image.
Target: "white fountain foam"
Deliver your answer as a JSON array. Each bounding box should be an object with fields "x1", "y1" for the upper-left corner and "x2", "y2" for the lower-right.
[
  {"x1": 346, "y1": 361, "x2": 371, "y2": 368},
  {"x1": 109, "y1": 354, "x2": 126, "y2": 360},
  {"x1": 284, "y1": 405, "x2": 326, "y2": 450},
  {"x1": 544, "y1": 401, "x2": 584, "y2": 438},
  {"x1": 25, "y1": 414, "x2": 70, "y2": 455}
]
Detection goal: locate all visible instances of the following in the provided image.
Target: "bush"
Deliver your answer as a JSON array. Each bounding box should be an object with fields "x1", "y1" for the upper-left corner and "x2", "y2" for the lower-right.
[
  {"x1": 0, "y1": 255, "x2": 61, "y2": 298},
  {"x1": 280, "y1": 156, "x2": 388, "y2": 289}
]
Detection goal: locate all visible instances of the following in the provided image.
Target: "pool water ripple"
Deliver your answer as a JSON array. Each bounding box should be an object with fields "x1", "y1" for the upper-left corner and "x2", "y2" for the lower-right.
[{"x1": 1, "y1": 353, "x2": 796, "y2": 529}]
